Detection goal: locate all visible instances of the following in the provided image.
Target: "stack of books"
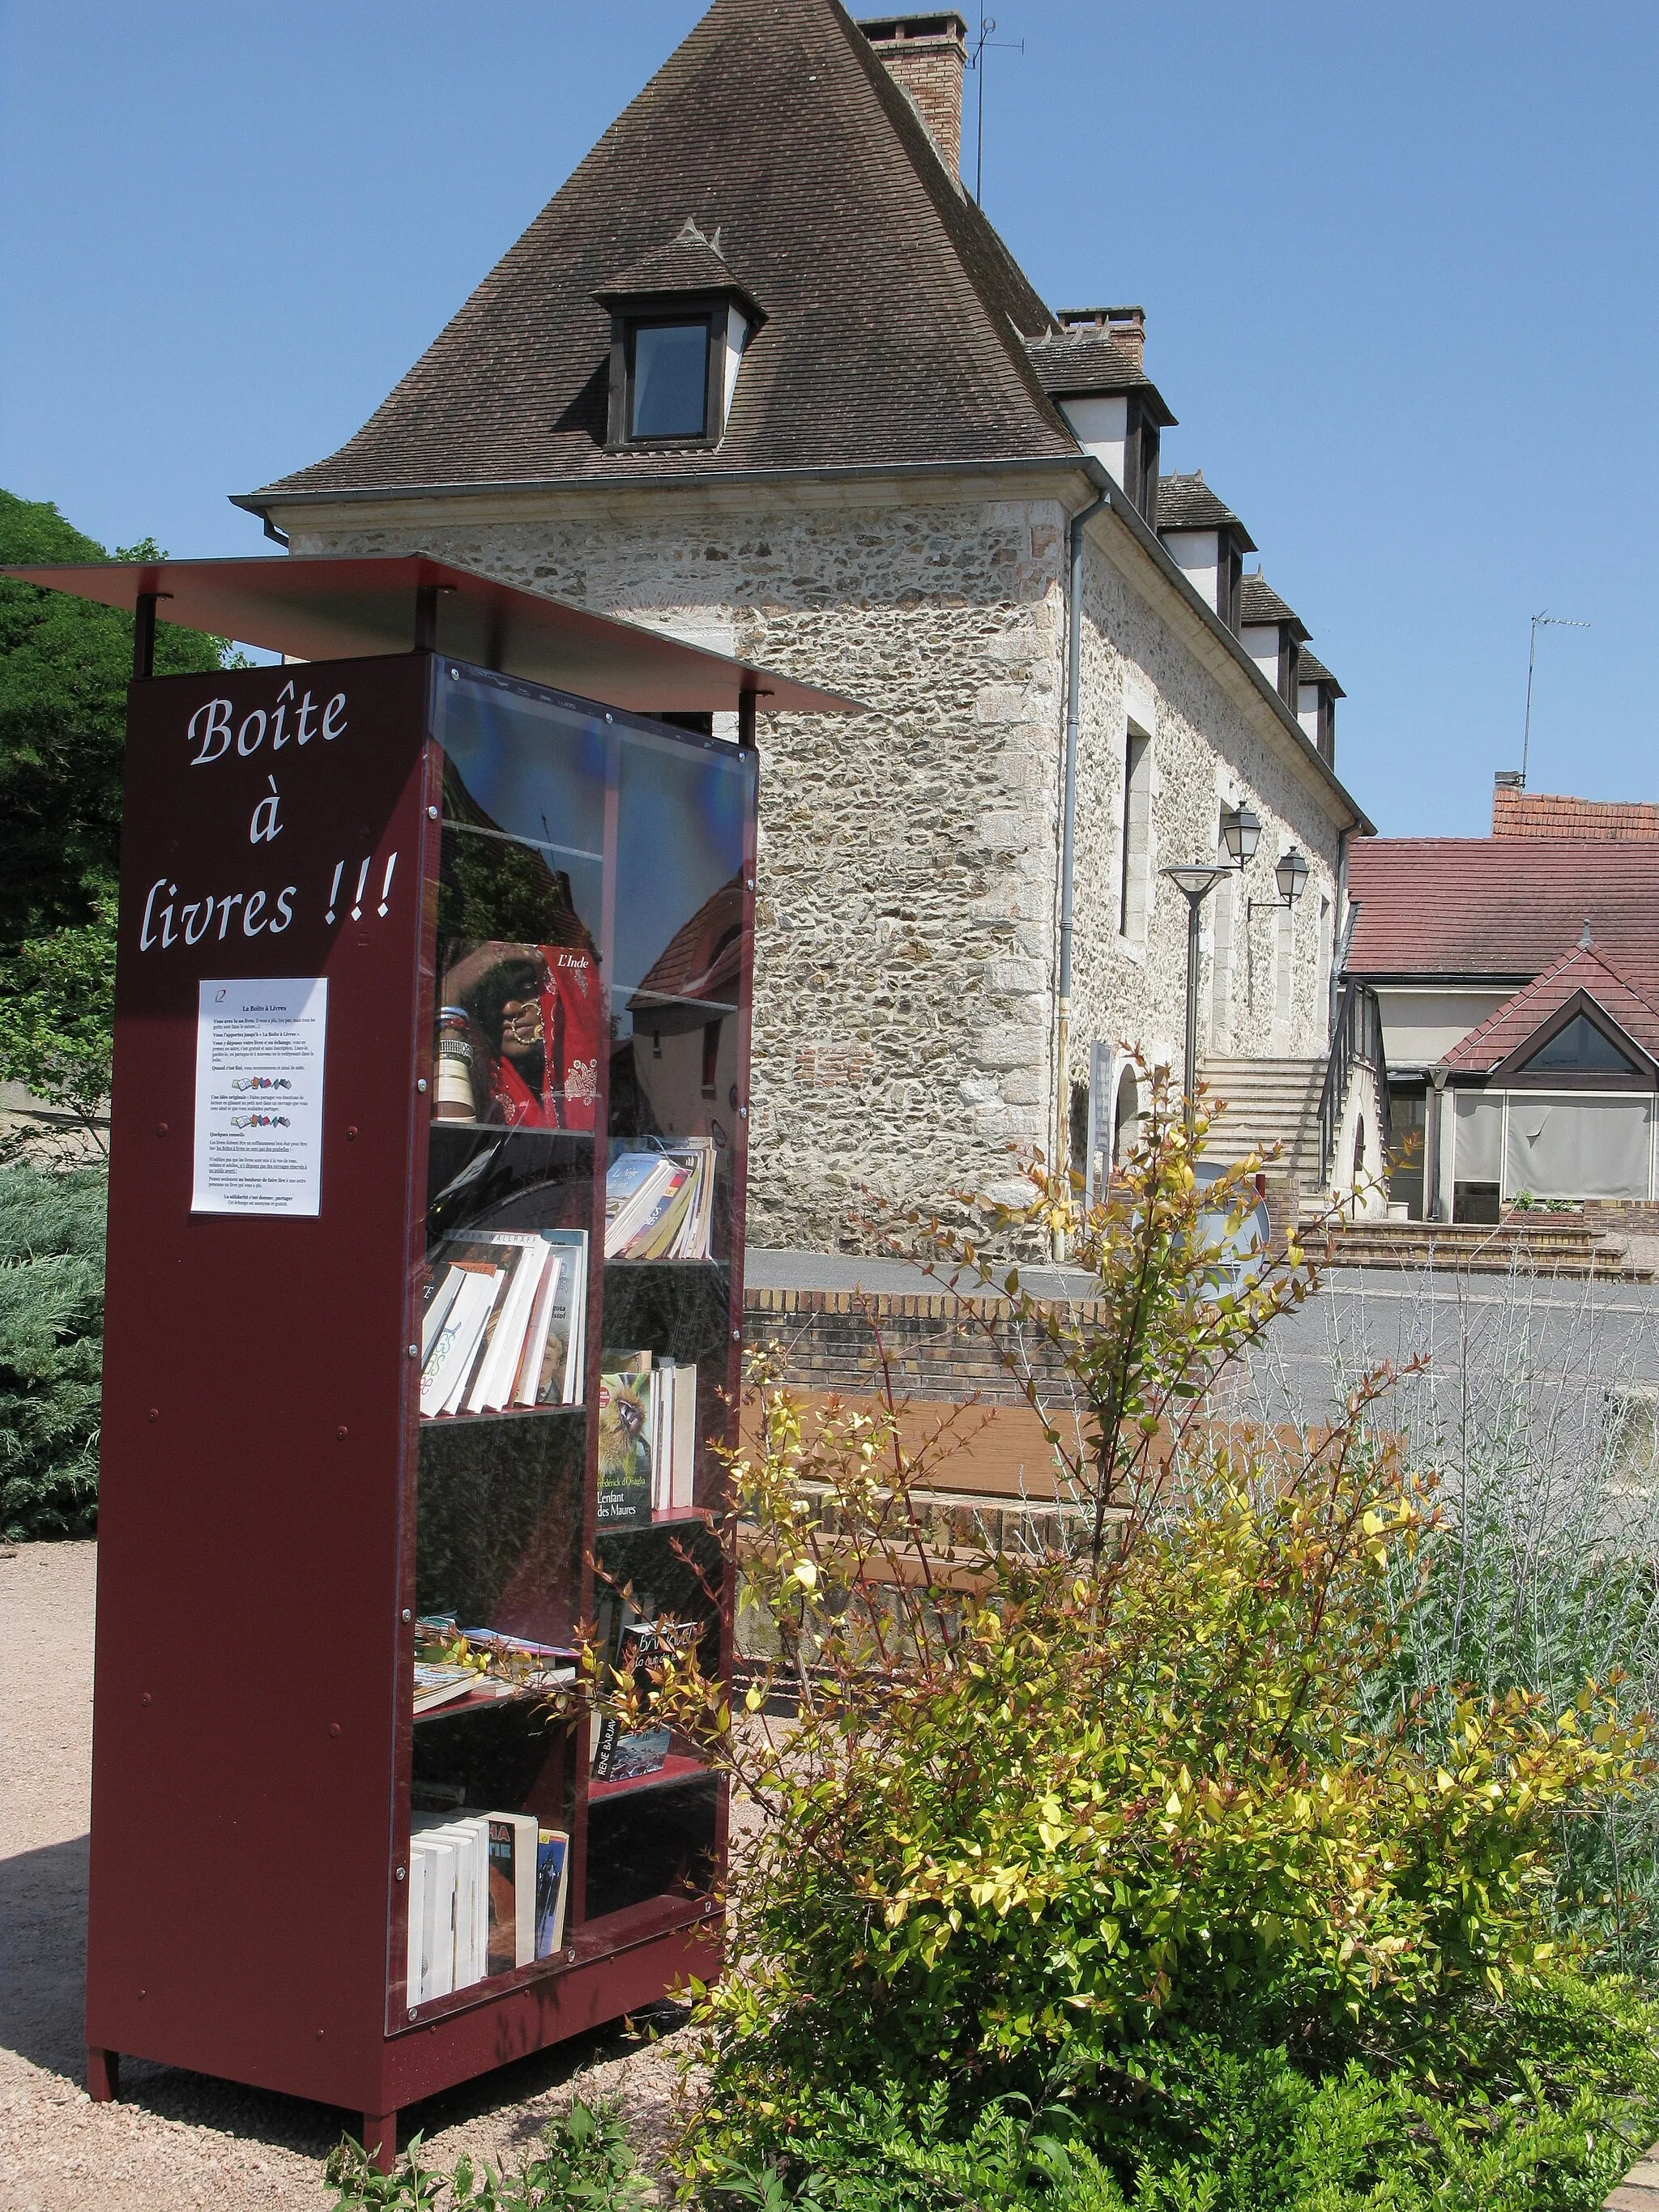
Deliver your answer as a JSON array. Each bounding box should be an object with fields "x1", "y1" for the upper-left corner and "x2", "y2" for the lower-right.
[
  {"x1": 595, "y1": 1354, "x2": 698, "y2": 1526},
  {"x1": 603, "y1": 1142, "x2": 715, "y2": 1261},
  {"x1": 420, "y1": 1228, "x2": 587, "y2": 1419},
  {"x1": 407, "y1": 1812, "x2": 569, "y2": 2005}
]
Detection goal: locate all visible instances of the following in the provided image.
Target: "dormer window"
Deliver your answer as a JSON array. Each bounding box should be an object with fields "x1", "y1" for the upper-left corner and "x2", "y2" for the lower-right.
[
  {"x1": 595, "y1": 219, "x2": 761, "y2": 452},
  {"x1": 1025, "y1": 307, "x2": 1176, "y2": 522}
]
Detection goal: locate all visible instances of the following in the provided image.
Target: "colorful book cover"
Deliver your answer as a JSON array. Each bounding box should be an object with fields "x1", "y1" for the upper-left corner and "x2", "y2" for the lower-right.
[
  {"x1": 535, "y1": 1828, "x2": 570, "y2": 1958},
  {"x1": 607, "y1": 1727, "x2": 672, "y2": 1784},
  {"x1": 595, "y1": 1370, "x2": 653, "y2": 1526}
]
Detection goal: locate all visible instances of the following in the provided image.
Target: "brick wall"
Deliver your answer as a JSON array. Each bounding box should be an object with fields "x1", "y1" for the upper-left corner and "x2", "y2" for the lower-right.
[{"x1": 1492, "y1": 786, "x2": 1659, "y2": 839}]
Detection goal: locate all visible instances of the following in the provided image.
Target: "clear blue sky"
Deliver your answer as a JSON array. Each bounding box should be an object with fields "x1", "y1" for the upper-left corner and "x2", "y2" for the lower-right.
[{"x1": 2, "y1": 2, "x2": 1654, "y2": 836}]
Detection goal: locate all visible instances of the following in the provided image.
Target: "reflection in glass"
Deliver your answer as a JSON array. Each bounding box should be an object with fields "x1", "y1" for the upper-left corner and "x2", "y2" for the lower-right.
[{"x1": 629, "y1": 321, "x2": 709, "y2": 440}]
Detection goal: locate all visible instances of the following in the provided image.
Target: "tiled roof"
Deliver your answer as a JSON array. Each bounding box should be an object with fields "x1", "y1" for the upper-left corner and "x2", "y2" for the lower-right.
[
  {"x1": 1024, "y1": 329, "x2": 1177, "y2": 423},
  {"x1": 595, "y1": 219, "x2": 760, "y2": 312},
  {"x1": 1346, "y1": 837, "x2": 1659, "y2": 1001},
  {"x1": 252, "y1": 0, "x2": 1078, "y2": 498},
  {"x1": 629, "y1": 872, "x2": 745, "y2": 1006},
  {"x1": 1298, "y1": 648, "x2": 1343, "y2": 696},
  {"x1": 1155, "y1": 471, "x2": 1256, "y2": 548},
  {"x1": 1491, "y1": 786, "x2": 1659, "y2": 840},
  {"x1": 1439, "y1": 943, "x2": 1659, "y2": 1072},
  {"x1": 1239, "y1": 573, "x2": 1310, "y2": 641}
]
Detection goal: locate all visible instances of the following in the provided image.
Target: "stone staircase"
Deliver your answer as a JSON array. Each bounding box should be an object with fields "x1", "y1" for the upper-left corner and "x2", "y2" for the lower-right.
[
  {"x1": 1307, "y1": 1213, "x2": 1653, "y2": 1281},
  {"x1": 1199, "y1": 1057, "x2": 1327, "y2": 1189}
]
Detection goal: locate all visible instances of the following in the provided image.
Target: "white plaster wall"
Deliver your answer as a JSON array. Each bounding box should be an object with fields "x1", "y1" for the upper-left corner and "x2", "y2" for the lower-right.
[
  {"x1": 1161, "y1": 529, "x2": 1221, "y2": 614},
  {"x1": 1375, "y1": 987, "x2": 1509, "y2": 1069},
  {"x1": 1057, "y1": 394, "x2": 1128, "y2": 485},
  {"x1": 1239, "y1": 623, "x2": 1281, "y2": 688},
  {"x1": 1328, "y1": 1060, "x2": 1388, "y2": 1217},
  {"x1": 1296, "y1": 682, "x2": 1320, "y2": 744}
]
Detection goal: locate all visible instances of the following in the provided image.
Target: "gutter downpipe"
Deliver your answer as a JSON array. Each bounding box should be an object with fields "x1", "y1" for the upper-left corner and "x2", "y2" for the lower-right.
[
  {"x1": 1331, "y1": 825, "x2": 1350, "y2": 1041},
  {"x1": 1053, "y1": 483, "x2": 1110, "y2": 1260}
]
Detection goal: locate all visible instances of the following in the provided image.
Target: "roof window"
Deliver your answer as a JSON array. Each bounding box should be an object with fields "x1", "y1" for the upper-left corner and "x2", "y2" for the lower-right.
[{"x1": 595, "y1": 219, "x2": 761, "y2": 452}]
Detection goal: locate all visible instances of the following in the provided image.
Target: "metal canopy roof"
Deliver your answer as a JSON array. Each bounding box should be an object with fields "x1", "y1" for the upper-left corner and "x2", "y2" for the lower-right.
[{"x1": 0, "y1": 552, "x2": 868, "y2": 718}]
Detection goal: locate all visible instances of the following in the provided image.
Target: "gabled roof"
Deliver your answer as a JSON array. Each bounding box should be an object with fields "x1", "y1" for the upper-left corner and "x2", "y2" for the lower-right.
[
  {"x1": 1023, "y1": 329, "x2": 1177, "y2": 424},
  {"x1": 1298, "y1": 647, "x2": 1343, "y2": 697},
  {"x1": 595, "y1": 218, "x2": 761, "y2": 314},
  {"x1": 1155, "y1": 471, "x2": 1256, "y2": 548},
  {"x1": 1239, "y1": 573, "x2": 1310, "y2": 641},
  {"x1": 1346, "y1": 837, "x2": 1659, "y2": 1003},
  {"x1": 249, "y1": 0, "x2": 1078, "y2": 500},
  {"x1": 1439, "y1": 943, "x2": 1659, "y2": 1074}
]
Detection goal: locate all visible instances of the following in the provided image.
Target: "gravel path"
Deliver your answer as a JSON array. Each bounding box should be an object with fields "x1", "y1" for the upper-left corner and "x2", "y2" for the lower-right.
[{"x1": 0, "y1": 1541, "x2": 696, "y2": 2212}]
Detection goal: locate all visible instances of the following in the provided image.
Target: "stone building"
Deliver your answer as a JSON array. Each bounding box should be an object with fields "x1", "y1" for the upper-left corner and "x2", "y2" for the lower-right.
[{"x1": 237, "y1": 0, "x2": 1372, "y2": 1249}]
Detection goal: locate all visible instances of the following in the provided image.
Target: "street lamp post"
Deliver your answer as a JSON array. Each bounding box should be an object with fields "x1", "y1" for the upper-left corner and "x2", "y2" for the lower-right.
[{"x1": 1159, "y1": 807, "x2": 1262, "y2": 1132}]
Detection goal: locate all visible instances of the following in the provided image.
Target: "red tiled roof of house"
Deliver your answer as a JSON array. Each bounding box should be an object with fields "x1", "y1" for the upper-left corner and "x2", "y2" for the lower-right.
[
  {"x1": 1492, "y1": 786, "x2": 1659, "y2": 839},
  {"x1": 1439, "y1": 942, "x2": 1659, "y2": 1072},
  {"x1": 1346, "y1": 837, "x2": 1659, "y2": 1000}
]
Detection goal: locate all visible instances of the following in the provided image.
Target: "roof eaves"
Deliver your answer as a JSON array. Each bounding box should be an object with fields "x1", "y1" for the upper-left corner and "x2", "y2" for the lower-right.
[{"x1": 1084, "y1": 462, "x2": 1373, "y2": 834}]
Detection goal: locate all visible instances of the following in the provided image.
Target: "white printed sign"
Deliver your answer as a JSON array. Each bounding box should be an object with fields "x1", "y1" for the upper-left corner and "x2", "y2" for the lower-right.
[{"x1": 192, "y1": 978, "x2": 328, "y2": 1216}]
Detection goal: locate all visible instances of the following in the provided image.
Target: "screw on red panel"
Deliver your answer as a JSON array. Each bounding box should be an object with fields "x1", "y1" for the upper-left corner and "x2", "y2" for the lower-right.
[
  {"x1": 336, "y1": 1426, "x2": 348, "y2": 1440},
  {"x1": 156, "y1": 1122, "x2": 168, "y2": 1136},
  {"x1": 329, "y1": 1724, "x2": 341, "y2": 1738},
  {"x1": 147, "y1": 1409, "x2": 159, "y2": 1422},
  {"x1": 346, "y1": 1126, "x2": 359, "y2": 1140},
  {"x1": 140, "y1": 1694, "x2": 151, "y2": 1707}
]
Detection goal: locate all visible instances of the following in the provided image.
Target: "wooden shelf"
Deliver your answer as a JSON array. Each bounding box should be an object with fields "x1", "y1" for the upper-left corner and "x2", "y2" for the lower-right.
[{"x1": 588, "y1": 1753, "x2": 709, "y2": 1801}]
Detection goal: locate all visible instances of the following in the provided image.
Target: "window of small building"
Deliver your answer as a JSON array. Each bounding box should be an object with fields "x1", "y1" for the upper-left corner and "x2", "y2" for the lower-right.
[
  {"x1": 1119, "y1": 726, "x2": 1152, "y2": 940},
  {"x1": 1517, "y1": 1010, "x2": 1640, "y2": 1075},
  {"x1": 627, "y1": 318, "x2": 711, "y2": 441},
  {"x1": 1387, "y1": 1081, "x2": 1426, "y2": 1219}
]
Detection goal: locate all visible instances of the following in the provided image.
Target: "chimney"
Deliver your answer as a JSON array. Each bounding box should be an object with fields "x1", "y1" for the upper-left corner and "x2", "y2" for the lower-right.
[
  {"x1": 859, "y1": 13, "x2": 968, "y2": 181},
  {"x1": 1058, "y1": 304, "x2": 1146, "y2": 369}
]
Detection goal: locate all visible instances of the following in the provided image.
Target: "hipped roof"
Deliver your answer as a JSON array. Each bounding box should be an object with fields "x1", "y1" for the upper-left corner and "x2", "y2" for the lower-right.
[
  {"x1": 1439, "y1": 943, "x2": 1659, "y2": 1074},
  {"x1": 247, "y1": 0, "x2": 1078, "y2": 501}
]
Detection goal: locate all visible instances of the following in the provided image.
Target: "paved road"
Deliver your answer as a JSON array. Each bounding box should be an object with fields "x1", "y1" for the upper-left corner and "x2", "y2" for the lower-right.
[{"x1": 1247, "y1": 1265, "x2": 1659, "y2": 1451}]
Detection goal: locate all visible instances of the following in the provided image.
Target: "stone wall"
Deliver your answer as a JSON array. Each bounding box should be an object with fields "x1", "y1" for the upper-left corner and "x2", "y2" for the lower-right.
[{"x1": 285, "y1": 478, "x2": 1348, "y2": 1247}]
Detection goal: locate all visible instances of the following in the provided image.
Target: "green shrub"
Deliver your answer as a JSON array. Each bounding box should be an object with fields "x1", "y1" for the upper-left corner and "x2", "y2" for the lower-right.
[
  {"x1": 324, "y1": 2096, "x2": 655, "y2": 2210},
  {"x1": 0, "y1": 1162, "x2": 105, "y2": 1540}
]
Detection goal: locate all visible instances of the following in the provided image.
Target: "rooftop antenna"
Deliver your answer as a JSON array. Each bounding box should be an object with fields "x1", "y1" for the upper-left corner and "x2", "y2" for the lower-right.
[
  {"x1": 1520, "y1": 609, "x2": 1590, "y2": 788},
  {"x1": 969, "y1": 8, "x2": 1023, "y2": 206}
]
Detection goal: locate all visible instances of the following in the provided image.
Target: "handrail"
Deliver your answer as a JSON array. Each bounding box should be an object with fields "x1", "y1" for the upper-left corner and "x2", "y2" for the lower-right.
[{"x1": 1317, "y1": 978, "x2": 1389, "y2": 1187}]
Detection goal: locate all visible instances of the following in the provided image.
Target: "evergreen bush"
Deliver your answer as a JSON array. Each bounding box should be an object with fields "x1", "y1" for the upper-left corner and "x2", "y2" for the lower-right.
[{"x1": 0, "y1": 1161, "x2": 105, "y2": 1540}]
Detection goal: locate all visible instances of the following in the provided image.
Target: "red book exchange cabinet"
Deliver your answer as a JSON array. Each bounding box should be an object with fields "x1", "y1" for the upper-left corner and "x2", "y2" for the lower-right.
[{"x1": 3, "y1": 554, "x2": 859, "y2": 2162}]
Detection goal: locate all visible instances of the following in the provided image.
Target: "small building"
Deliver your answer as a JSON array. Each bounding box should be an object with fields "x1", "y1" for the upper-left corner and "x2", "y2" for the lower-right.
[{"x1": 1346, "y1": 778, "x2": 1659, "y2": 1217}]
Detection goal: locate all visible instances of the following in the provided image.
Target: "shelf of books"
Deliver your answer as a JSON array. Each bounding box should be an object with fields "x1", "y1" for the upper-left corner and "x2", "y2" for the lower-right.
[
  {"x1": 83, "y1": 633, "x2": 758, "y2": 2164},
  {"x1": 400, "y1": 664, "x2": 753, "y2": 2028}
]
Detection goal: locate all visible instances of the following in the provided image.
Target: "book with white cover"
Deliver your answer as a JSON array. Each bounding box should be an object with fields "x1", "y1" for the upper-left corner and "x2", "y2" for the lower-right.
[
  {"x1": 412, "y1": 1834, "x2": 455, "y2": 2002},
  {"x1": 405, "y1": 1843, "x2": 429, "y2": 2001},
  {"x1": 671, "y1": 1361, "x2": 698, "y2": 1509},
  {"x1": 439, "y1": 1274, "x2": 506, "y2": 1417},
  {"x1": 420, "y1": 1268, "x2": 497, "y2": 1417},
  {"x1": 513, "y1": 1251, "x2": 564, "y2": 1407},
  {"x1": 414, "y1": 1815, "x2": 488, "y2": 1989},
  {"x1": 467, "y1": 1245, "x2": 546, "y2": 1413},
  {"x1": 535, "y1": 1230, "x2": 589, "y2": 1405},
  {"x1": 420, "y1": 1266, "x2": 463, "y2": 1362}
]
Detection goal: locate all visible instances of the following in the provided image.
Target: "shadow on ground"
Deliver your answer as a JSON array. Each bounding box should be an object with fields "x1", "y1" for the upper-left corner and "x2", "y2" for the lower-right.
[{"x1": 0, "y1": 1831, "x2": 680, "y2": 2169}]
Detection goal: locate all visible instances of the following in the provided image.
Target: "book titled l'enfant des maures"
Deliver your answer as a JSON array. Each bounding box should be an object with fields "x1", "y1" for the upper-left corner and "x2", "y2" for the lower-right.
[
  {"x1": 595, "y1": 1353, "x2": 697, "y2": 1527},
  {"x1": 420, "y1": 1228, "x2": 587, "y2": 1420}
]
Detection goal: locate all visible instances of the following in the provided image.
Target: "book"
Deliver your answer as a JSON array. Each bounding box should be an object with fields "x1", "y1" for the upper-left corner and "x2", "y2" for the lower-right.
[
  {"x1": 411, "y1": 1833, "x2": 454, "y2": 2002},
  {"x1": 405, "y1": 1841, "x2": 429, "y2": 2003},
  {"x1": 466, "y1": 1242, "x2": 548, "y2": 1414},
  {"x1": 535, "y1": 1828, "x2": 570, "y2": 1958},
  {"x1": 419, "y1": 1266, "x2": 498, "y2": 1417},
  {"x1": 671, "y1": 1362, "x2": 698, "y2": 1510},
  {"x1": 604, "y1": 1141, "x2": 717, "y2": 1261},
  {"x1": 595, "y1": 1368, "x2": 654, "y2": 1526},
  {"x1": 603, "y1": 1153, "x2": 678, "y2": 1256},
  {"x1": 414, "y1": 1815, "x2": 488, "y2": 1991},
  {"x1": 535, "y1": 1230, "x2": 589, "y2": 1406},
  {"x1": 512, "y1": 1250, "x2": 564, "y2": 1407},
  {"x1": 413, "y1": 1663, "x2": 483, "y2": 1715},
  {"x1": 487, "y1": 1811, "x2": 538, "y2": 1974},
  {"x1": 607, "y1": 1726, "x2": 672, "y2": 1784}
]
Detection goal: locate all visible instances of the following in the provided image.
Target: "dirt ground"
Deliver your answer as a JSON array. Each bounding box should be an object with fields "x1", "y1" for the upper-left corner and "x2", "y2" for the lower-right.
[{"x1": 0, "y1": 1541, "x2": 697, "y2": 2212}]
